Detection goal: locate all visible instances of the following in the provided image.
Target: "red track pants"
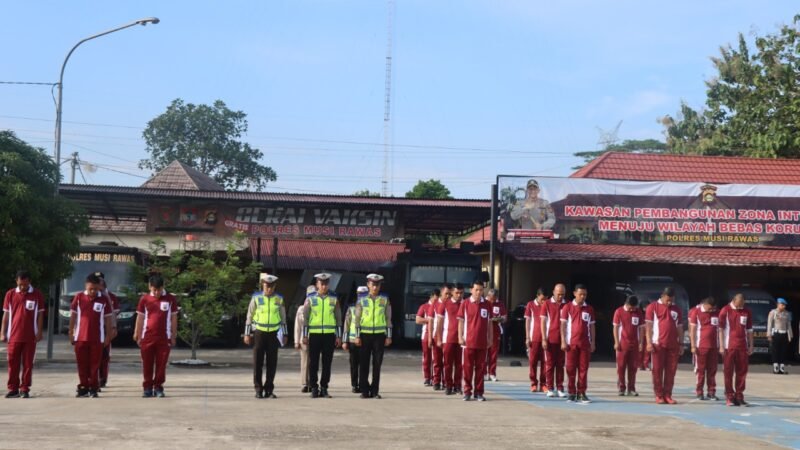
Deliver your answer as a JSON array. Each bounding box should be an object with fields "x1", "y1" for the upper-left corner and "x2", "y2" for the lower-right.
[
  {"x1": 694, "y1": 348, "x2": 718, "y2": 396},
  {"x1": 528, "y1": 341, "x2": 544, "y2": 387},
  {"x1": 432, "y1": 344, "x2": 444, "y2": 385},
  {"x1": 616, "y1": 346, "x2": 639, "y2": 392},
  {"x1": 421, "y1": 339, "x2": 432, "y2": 381},
  {"x1": 462, "y1": 347, "x2": 486, "y2": 396},
  {"x1": 443, "y1": 343, "x2": 462, "y2": 390},
  {"x1": 723, "y1": 348, "x2": 748, "y2": 401},
  {"x1": 565, "y1": 345, "x2": 591, "y2": 395},
  {"x1": 543, "y1": 343, "x2": 565, "y2": 391},
  {"x1": 140, "y1": 339, "x2": 171, "y2": 390},
  {"x1": 74, "y1": 341, "x2": 103, "y2": 390},
  {"x1": 6, "y1": 341, "x2": 36, "y2": 392},
  {"x1": 487, "y1": 334, "x2": 500, "y2": 376},
  {"x1": 651, "y1": 345, "x2": 679, "y2": 399}
]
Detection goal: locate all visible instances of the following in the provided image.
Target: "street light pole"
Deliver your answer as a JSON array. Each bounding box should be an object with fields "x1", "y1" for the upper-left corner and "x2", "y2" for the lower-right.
[{"x1": 48, "y1": 17, "x2": 160, "y2": 361}]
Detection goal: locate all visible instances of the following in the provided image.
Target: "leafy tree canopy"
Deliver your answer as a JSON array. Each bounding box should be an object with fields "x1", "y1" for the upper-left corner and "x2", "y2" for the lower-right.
[{"x1": 405, "y1": 179, "x2": 453, "y2": 199}]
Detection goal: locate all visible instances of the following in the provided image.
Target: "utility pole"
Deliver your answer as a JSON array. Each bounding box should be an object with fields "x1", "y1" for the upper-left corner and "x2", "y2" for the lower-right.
[{"x1": 69, "y1": 152, "x2": 79, "y2": 184}]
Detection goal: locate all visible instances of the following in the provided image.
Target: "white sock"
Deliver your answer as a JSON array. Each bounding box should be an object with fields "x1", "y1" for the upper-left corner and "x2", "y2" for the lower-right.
[{"x1": 774, "y1": 363, "x2": 779, "y2": 370}]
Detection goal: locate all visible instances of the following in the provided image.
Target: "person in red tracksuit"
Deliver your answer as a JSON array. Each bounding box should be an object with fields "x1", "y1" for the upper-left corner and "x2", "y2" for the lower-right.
[
  {"x1": 613, "y1": 295, "x2": 644, "y2": 396},
  {"x1": 415, "y1": 290, "x2": 439, "y2": 386},
  {"x1": 436, "y1": 283, "x2": 464, "y2": 396},
  {"x1": 645, "y1": 287, "x2": 684, "y2": 405},
  {"x1": 1, "y1": 270, "x2": 45, "y2": 398},
  {"x1": 689, "y1": 297, "x2": 720, "y2": 401},
  {"x1": 541, "y1": 283, "x2": 567, "y2": 398},
  {"x1": 69, "y1": 273, "x2": 113, "y2": 398},
  {"x1": 718, "y1": 293, "x2": 754, "y2": 407},
  {"x1": 485, "y1": 288, "x2": 506, "y2": 382},
  {"x1": 134, "y1": 275, "x2": 178, "y2": 398},
  {"x1": 524, "y1": 288, "x2": 547, "y2": 392},
  {"x1": 431, "y1": 283, "x2": 452, "y2": 391},
  {"x1": 560, "y1": 284, "x2": 595, "y2": 404},
  {"x1": 458, "y1": 281, "x2": 492, "y2": 402},
  {"x1": 97, "y1": 275, "x2": 119, "y2": 388}
]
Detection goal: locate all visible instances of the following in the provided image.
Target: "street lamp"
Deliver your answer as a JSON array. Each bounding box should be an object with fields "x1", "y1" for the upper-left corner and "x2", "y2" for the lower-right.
[{"x1": 48, "y1": 17, "x2": 159, "y2": 360}]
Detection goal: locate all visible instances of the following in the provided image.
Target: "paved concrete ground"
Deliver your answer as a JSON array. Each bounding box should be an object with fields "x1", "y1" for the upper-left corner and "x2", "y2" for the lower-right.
[{"x1": 1, "y1": 338, "x2": 799, "y2": 449}]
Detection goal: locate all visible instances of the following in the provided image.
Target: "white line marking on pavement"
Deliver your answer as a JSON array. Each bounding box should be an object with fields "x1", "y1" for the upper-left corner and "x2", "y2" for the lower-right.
[
  {"x1": 782, "y1": 419, "x2": 800, "y2": 425},
  {"x1": 730, "y1": 420, "x2": 751, "y2": 426},
  {"x1": 739, "y1": 413, "x2": 751, "y2": 417}
]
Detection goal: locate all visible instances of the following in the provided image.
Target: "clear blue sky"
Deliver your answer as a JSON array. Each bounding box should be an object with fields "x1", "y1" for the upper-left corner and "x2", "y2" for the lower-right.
[{"x1": 1, "y1": 1, "x2": 797, "y2": 198}]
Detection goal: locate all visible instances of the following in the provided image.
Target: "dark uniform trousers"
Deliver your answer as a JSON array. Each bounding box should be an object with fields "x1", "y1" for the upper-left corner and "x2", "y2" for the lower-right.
[
  {"x1": 308, "y1": 333, "x2": 336, "y2": 389},
  {"x1": 359, "y1": 333, "x2": 386, "y2": 395},
  {"x1": 253, "y1": 330, "x2": 279, "y2": 393},
  {"x1": 348, "y1": 344, "x2": 360, "y2": 388}
]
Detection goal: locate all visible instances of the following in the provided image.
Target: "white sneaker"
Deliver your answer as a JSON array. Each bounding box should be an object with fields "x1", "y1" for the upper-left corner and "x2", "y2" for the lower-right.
[
  {"x1": 546, "y1": 390, "x2": 556, "y2": 398},
  {"x1": 489, "y1": 375, "x2": 498, "y2": 382},
  {"x1": 557, "y1": 390, "x2": 567, "y2": 398}
]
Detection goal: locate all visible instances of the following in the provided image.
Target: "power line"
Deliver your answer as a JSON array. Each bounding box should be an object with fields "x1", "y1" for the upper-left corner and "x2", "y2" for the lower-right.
[{"x1": 0, "y1": 81, "x2": 58, "y2": 86}]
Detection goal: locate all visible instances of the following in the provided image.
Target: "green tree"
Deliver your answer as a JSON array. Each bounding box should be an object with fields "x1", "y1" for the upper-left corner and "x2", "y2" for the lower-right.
[
  {"x1": 353, "y1": 189, "x2": 381, "y2": 197},
  {"x1": 139, "y1": 99, "x2": 277, "y2": 191},
  {"x1": 405, "y1": 179, "x2": 453, "y2": 199},
  {"x1": 573, "y1": 139, "x2": 667, "y2": 168},
  {"x1": 662, "y1": 15, "x2": 800, "y2": 157},
  {"x1": 129, "y1": 235, "x2": 261, "y2": 360},
  {"x1": 0, "y1": 131, "x2": 89, "y2": 286}
]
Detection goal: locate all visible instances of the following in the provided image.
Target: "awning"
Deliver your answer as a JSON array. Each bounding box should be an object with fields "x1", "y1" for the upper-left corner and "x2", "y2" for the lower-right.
[
  {"x1": 504, "y1": 242, "x2": 800, "y2": 268},
  {"x1": 250, "y1": 239, "x2": 406, "y2": 272}
]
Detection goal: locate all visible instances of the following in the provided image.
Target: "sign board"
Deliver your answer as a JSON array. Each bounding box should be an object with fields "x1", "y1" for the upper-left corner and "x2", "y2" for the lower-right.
[
  {"x1": 497, "y1": 176, "x2": 800, "y2": 247},
  {"x1": 148, "y1": 203, "x2": 400, "y2": 241}
]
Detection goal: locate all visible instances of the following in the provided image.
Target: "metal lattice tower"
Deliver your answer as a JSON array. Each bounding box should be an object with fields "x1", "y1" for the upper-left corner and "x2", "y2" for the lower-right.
[{"x1": 381, "y1": 0, "x2": 395, "y2": 197}]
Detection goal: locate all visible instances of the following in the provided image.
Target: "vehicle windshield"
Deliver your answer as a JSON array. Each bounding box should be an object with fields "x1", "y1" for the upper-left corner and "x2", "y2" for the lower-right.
[
  {"x1": 410, "y1": 266, "x2": 446, "y2": 284},
  {"x1": 745, "y1": 299, "x2": 773, "y2": 326},
  {"x1": 63, "y1": 261, "x2": 134, "y2": 297}
]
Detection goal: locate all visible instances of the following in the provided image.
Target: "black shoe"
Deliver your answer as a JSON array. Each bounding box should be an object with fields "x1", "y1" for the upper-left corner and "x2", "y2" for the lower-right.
[
  {"x1": 708, "y1": 394, "x2": 719, "y2": 401},
  {"x1": 20, "y1": 391, "x2": 30, "y2": 399},
  {"x1": 142, "y1": 389, "x2": 153, "y2": 398},
  {"x1": 445, "y1": 388, "x2": 454, "y2": 396},
  {"x1": 618, "y1": 390, "x2": 626, "y2": 396},
  {"x1": 455, "y1": 388, "x2": 463, "y2": 395},
  {"x1": 76, "y1": 389, "x2": 89, "y2": 398},
  {"x1": 301, "y1": 385, "x2": 310, "y2": 393},
  {"x1": 265, "y1": 392, "x2": 277, "y2": 399},
  {"x1": 154, "y1": 388, "x2": 165, "y2": 398},
  {"x1": 374, "y1": 394, "x2": 382, "y2": 399},
  {"x1": 360, "y1": 393, "x2": 370, "y2": 399},
  {"x1": 89, "y1": 390, "x2": 99, "y2": 398},
  {"x1": 474, "y1": 395, "x2": 486, "y2": 402},
  {"x1": 462, "y1": 394, "x2": 471, "y2": 401},
  {"x1": 311, "y1": 388, "x2": 319, "y2": 398},
  {"x1": 255, "y1": 390, "x2": 264, "y2": 399},
  {"x1": 5, "y1": 390, "x2": 20, "y2": 398},
  {"x1": 567, "y1": 395, "x2": 576, "y2": 403},
  {"x1": 578, "y1": 394, "x2": 592, "y2": 404},
  {"x1": 697, "y1": 394, "x2": 706, "y2": 401},
  {"x1": 352, "y1": 386, "x2": 360, "y2": 394},
  {"x1": 320, "y1": 388, "x2": 331, "y2": 398},
  {"x1": 739, "y1": 399, "x2": 749, "y2": 407},
  {"x1": 96, "y1": 387, "x2": 102, "y2": 393},
  {"x1": 100, "y1": 380, "x2": 107, "y2": 388},
  {"x1": 433, "y1": 383, "x2": 442, "y2": 391},
  {"x1": 627, "y1": 391, "x2": 639, "y2": 397},
  {"x1": 423, "y1": 379, "x2": 432, "y2": 386}
]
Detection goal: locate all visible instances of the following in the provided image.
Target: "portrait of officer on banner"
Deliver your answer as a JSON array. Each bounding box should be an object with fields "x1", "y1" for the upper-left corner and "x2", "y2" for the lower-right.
[{"x1": 508, "y1": 179, "x2": 556, "y2": 231}]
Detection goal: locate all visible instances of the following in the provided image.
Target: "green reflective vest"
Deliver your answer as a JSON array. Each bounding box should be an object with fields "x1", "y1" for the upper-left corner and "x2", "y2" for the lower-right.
[
  {"x1": 359, "y1": 294, "x2": 388, "y2": 334},
  {"x1": 308, "y1": 294, "x2": 337, "y2": 334},
  {"x1": 252, "y1": 294, "x2": 283, "y2": 332},
  {"x1": 347, "y1": 305, "x2": 359, "y2": 341}
]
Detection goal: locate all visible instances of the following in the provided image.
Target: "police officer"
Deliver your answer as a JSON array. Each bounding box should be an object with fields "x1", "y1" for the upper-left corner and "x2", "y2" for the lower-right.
[
  {"x1": 244, "y1": 274, "x2": 287, "y2": 399},
  {"x1": 509, "y1": 179, "x2": 555, "y2": 230},
  {"x1": 302, "y1": 273, "x2": 342, "y2": 398},
  {"x1": 354, "y1": 274, "x2": 392, "y2": 399},
  {"x1": 343, "y1": 286, "x2": 368, "y2": 393}
]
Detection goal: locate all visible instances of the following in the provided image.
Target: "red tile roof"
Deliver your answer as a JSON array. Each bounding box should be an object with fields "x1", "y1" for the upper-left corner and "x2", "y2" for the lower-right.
[
  {"x1": 505, "y1": 242, "x2": 800, "y2": 267},
  {"x1": 571, "y1": 152, "x2": 800, "y2": 185},
  {"x1": 89, "y1": 218, "x2": 146, "y2": 233},
  {"x1": 250, "y1": 239, "x2": 406, "y2": 272}
]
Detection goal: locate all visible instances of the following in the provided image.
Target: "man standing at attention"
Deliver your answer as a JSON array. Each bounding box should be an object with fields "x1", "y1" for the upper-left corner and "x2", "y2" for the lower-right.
[
  {"x1": 645, "y1": 287, "x2": 684, "y2": 405},
  {"x1": 458, "y1": 280, "x2": 492, "y2": 401},
  {"x1": 1, "y1": 270, "x2": 45, "y2": 398},
  {"x1": 524, "y1": 288, "x2": 546, "y2": 392},
  {"x1": 436, "y1": 283, "x2": 464, "y2": 396},
  {"x1": 541, "y1": 283, "x2": 567, "y2": 398},
  {"x1": 560, "y1": 284, "x2": 595, "y2": 404},
  {"x1": 485, "y1": 289, "x2": 506, "y2": 382},
  {"x1": 415, "y1": 289, "x2": 439, "y2": 387},
  {"x1": 134, "y1": 275, "x2": 178, "y2": 398},
  {"x1": 718, "y1": 293, "x2": 754, "y2": 407},
  {"x1": 689, "y1": 297, "x2": 720, "y2": 401},
  {"x1": 612, "y1": 295, "x2": 644, "y2": 396}
]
